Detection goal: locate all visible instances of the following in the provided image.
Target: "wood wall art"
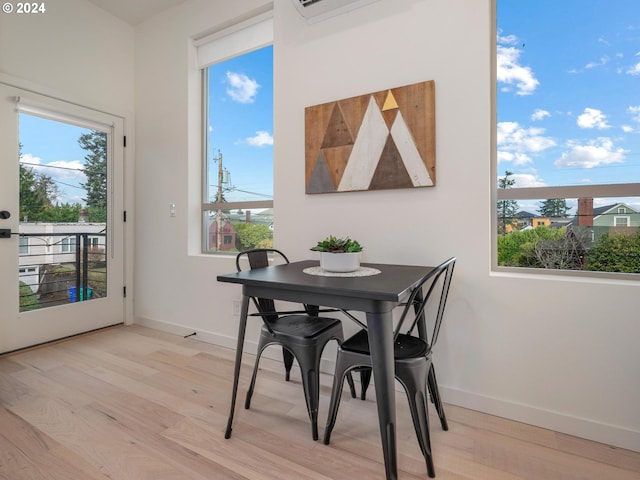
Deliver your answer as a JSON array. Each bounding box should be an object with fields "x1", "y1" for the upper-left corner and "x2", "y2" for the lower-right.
[{"x1": 305, "y1": 80, "x2": 435, "y2": 194}]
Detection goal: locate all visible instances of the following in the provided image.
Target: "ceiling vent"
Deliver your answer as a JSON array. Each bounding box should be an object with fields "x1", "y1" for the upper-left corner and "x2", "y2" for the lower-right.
[{"x1": 292, "y1": 0, "x2": 381, "y2": 23}]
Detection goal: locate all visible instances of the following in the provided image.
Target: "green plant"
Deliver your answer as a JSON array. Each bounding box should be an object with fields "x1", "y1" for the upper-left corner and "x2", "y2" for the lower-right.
[
  {"x1": 586, "y1": 231, "x2": 640, "y2": 273},
  {"x1": 19, "y1": 281, "x2": 40, "y2": 312},
  {"x1": 310, "y1": 235, "x2": 363, "y2": 253}
]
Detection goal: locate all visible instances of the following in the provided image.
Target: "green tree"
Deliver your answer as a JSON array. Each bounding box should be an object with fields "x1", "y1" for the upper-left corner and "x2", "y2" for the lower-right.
[
  {"x1": 538, "y1": 198, "x2": 570, "y2": 218},
  {"x1": 497, "y1": 170, "x2": 518, "y2": 234},
  {"x1": 497, "y1": 226, "x2": 565, "y2": 266},
  {"x1": 586, "y1": 231, "x2": 640, "y2": 273},
  {"x1": 39, "y1": 202, "x2": 83, "y2": 223},
  {"x1": 19, "y1": 146, "x2": 58, "y2": 222},
  {"x1": 79, "y1": 131, "x2": 107, "y2": 222},
  {"x1": 233, "y1": 223, "x2": 273, "y2": 250}
]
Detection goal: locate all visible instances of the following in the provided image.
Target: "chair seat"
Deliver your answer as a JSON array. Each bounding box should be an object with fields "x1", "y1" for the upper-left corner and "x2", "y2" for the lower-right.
[
  {"x1": 265, "y1": 315, "x2": 342, "y2": 339},
  {"x1": 342, "y1": 329, "x2": 428, "y2": 359}
]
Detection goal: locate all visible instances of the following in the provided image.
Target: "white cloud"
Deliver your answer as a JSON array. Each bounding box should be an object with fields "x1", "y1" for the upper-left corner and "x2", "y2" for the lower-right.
[
  {"x1": 226, "y1": 71, "x2": 260, "y2": 104},
  {"x1": 245, "y1": 131, "x2": 273, "y2": 147},
  {"x1": 627, "y1": 62, "x2": 640, "y2": 75},
  {"x1": 576, "y1": 108, "x2": 610, "y2": 129},
  {"x1": 628, "y1": 105, "x2": 640, "y2": 122},
  {"x1": 20, "y1": 154, "x2": 85, "y2": 182},
  {"x1": 496, "y1": 37, "x2": 539, "y2": 95},
  {"x1": 531, "y1": 109, "x2": 550, "y2": 121},
  {"x1": 19, "y1": 153, "x2": 42, "y2": 166},
  {"x1": 622, "y1": 125, "x2": 634, "y2": 133},
  {"x1": 497, "y1": 34, "x2": 518, "y2": 45},
  {"x1": 585, "y1": 55, "x2": 610, "y2": 69},
  {"x1": 497, "y1": 122, "x2": 556, "y2": 163},
  {"x1": 554, "y1": 138, "x2": 626, "y2": 169},
  {"x1": 511, "y1": 173, "x2": 546, "y2": 188},
  {"x1": 497, "y1": 151, "x2": 532, "y2": 166}
]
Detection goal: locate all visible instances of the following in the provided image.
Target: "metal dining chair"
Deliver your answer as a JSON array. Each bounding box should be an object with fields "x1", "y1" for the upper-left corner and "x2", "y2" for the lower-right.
[
  {"x1": 323, "y1": 257, "x2": 456, "y2": 478},
  {"x1": 236, "y1": 248, "x2": 354, "y2": 441}
]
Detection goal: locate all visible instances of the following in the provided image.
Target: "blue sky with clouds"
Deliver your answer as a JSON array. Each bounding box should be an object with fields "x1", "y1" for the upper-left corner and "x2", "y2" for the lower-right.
[
  {"x1": 18, "y1": 45, "x2": 274, "y2": 208},
  {"x1": 497, "y1": 0, "x2": 640, "y2": 210},
  {"x1": 19, "y1": 5, "x2": 637, "y2": 213},
  {"x1": 19, "y1": 114, "x2": 91, "y2": 206},
  {"x1": 206, "y1": 45, "x2": 273, "y2": 204}
]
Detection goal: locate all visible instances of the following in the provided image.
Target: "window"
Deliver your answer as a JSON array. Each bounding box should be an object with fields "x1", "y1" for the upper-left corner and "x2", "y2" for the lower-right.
[
  {"x1": 61, "y1": 236, "x2": 76, "y2": 253},
  {"x1": 495, "y1": 1, "x2": 640, "y2": 276},
  {"x1": 196, "y1": 12, "x2": 274, "y2": 253},
  {"x1": 19, "y1": 237, "x2": 29, "y2": 255},
  {"x1": 614, "y1": 216, "x2": 630, "y2": 227}
]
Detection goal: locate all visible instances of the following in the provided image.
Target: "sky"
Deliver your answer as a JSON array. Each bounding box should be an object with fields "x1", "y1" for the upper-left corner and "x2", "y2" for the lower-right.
[
  {"x1": 18, "y1": 4, "x2": 639, "y2": 213},
  {"x1": 19, "y1": 114, "x2": 92, "y2": 206},
  {"x1": 18, "y1": 44, "x2": 274, "y2": 210},
  {"x1": 497, "y1": 0, "x2": 640, "y2": 213},
  {"x1": 206, "y1": 45, "x2": 273, "y2": 204}
]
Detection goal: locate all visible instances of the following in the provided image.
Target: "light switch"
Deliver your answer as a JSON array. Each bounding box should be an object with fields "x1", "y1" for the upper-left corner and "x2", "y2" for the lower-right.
[{"x1": 169, "y1": 203, "x2": 176, "y2": 217}]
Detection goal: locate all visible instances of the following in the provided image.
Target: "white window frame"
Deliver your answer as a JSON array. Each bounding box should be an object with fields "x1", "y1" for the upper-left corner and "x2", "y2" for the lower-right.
[
  {"x1": 19, "y1": 237, "x2": 29, "y2": 255},
  {"x1": 491, "y1": 0, "x2": 640, "y2": 280},
  {"x1": 61, "y1": 236, "x2": 77, "y2": 253},
  {"x1": 195, "y1": 9, "x2": 274, "y2": 254},
  {"x1": 614, "y1": 216, "x2": 630, "y2": 227}
]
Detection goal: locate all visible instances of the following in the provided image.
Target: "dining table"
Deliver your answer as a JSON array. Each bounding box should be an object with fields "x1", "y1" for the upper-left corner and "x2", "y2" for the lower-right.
[{"x1": 217, "y1": 259, "x2": 435, "y2": 480}]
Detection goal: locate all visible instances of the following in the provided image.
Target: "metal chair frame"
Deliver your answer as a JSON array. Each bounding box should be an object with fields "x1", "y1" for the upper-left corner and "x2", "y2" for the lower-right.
[
  {"x1": 323, "y1": 257, "x2": 456, "y2": 478},
  {"x1": 236, "y1": 248, "x2": 353, "y2": 440}
]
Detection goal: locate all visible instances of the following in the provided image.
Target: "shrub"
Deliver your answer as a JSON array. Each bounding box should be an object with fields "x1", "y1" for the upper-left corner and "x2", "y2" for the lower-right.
[
  {"x1": 497, "y1": 226, "x2": 565, "y2": 266},
  {"x1": 19, "y1": 281, "x2": 40, "y2": 311},
  {"x1": 586, "y1": 231, "x2": 640, "y2": 273}
]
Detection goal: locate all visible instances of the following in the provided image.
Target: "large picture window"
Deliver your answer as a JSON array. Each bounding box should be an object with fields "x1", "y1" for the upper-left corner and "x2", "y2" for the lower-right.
[
  {"x1": 196, "y1": 13, "x2": 273, "y2": 253},
  {"x1": 495, "y1": 0, "x2": 640, "y2": 276}
]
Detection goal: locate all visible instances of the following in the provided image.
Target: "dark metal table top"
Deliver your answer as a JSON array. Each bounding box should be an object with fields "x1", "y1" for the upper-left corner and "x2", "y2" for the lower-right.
[{"x1": 217, "y1": 260, "x2": 433, "y2": 308}]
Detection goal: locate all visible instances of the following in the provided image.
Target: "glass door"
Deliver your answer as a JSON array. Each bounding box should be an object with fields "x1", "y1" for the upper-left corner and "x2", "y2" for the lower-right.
[{"x1": 0, "y1": 84, "x2": 125, "y2": 353}]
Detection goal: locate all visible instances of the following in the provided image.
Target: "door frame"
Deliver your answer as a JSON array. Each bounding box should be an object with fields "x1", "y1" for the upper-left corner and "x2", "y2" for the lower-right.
[{"x1": 0, "y1": 76, "x2": 134, "y2": 353}]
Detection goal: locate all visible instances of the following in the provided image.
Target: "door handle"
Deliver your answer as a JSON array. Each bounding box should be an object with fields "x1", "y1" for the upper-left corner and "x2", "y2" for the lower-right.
[
  {"x1": 0, "y1": 229, "x2": 10, "y2": 238},
  {"x1": 0, "y1": 210, "x2": 10, "y2": 219}
]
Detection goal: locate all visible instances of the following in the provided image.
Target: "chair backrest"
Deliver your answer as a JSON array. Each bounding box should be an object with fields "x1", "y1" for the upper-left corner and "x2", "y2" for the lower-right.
[
  {"x1": 395, "y1": 257, "x2": 456, "y2": 354},
  {"x1": 236, "y1": 249, "x2": 290, "y2": 323}
]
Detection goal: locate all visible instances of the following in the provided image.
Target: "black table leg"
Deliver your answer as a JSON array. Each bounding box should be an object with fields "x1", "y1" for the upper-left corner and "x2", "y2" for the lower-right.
[
  {"x1": 366, "y1": 311, "x2": 398, "y2": 480},
  {"x1": 225, "y1": 294, "x2": 250, "y2": 439}
]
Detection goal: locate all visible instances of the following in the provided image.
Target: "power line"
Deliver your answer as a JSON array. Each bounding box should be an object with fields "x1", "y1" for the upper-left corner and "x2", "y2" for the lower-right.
[{"x1": 20, "y1": 161, "x2": 85, "y2": 172}]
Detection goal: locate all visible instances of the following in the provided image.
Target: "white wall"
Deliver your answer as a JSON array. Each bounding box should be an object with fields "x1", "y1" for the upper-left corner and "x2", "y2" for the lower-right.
[
  {"x1": 132, "y1": 0, "x2": 639, "y2": 452},
  {"x1": 0, "y1": 0, "x2": 134, "y2": 114}
]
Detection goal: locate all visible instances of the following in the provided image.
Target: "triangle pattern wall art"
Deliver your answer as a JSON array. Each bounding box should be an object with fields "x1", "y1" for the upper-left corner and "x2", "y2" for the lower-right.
[{"x1": 305, "y1": 80, "x2": 435, "y2": 194}]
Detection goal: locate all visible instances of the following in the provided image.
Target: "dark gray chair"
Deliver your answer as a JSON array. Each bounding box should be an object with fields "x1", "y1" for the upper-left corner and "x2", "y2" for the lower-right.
[
  {"x1": 323, "y1": 257, "x2": 456, "y2": 478},
  {"x1": 237, "y1": 248, "x2": 354, "y2": 441}
]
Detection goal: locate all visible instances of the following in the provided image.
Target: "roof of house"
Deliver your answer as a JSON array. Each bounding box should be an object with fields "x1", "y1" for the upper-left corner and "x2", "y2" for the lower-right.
[
  {"x1": 593, "y1": 203, "x2": 639, "y2": 217},
  {"x1": 515, "y1": 211, "x2": 536, "y2": 218}
]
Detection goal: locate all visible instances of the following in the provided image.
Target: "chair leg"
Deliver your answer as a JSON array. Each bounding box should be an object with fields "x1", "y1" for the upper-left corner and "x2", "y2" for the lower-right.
[
  {"x1": 427, "y1": 363, "x2": 448, "y2": 431},
  {"x1": 407, "y1": 389, "x2": 436, "y2": 478},
  {"x1": 296, "y1": 348, "x2": 323, "y2": 441},
  {"x1": 359, "y1": 368, "x2": 372, "y2": 400},
  {"x1": 398, "y1": 363, "x2": 435, "y2": 478},
  {"x1": 323, "y1": 355, "x2": 351, "y2": 445},
  {"x1": 346, "y1": 371, "x2": 357, "y2": 398},
  {"x1": 245, "y1": 340, "x2": 268, "y2": 410},
  {"x1": 283, "y1": 348, "x2": 294, "y2": 382}
]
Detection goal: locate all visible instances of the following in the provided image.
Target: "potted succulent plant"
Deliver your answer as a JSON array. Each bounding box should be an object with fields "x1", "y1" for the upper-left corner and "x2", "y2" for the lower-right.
[{"x1": 310, "y1": 235, "x2": 363, "y2": 272}]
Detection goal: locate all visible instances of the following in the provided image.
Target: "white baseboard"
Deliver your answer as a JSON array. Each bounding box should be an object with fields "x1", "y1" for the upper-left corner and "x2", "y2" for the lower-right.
[
  {"x1": 133, "y1": 316, "x2": 324, "y2": 366},
  {"x1": 440, "y1": 386, "x2": 640, "y2": 453},
  {"x1": 133, "y1": 317, "x2": 639, "y2": 453}
]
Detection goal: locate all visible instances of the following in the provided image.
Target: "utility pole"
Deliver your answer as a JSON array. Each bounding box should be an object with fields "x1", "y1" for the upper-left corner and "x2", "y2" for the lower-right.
[{"x1": 216, "y1": 150, "x2": 223, "y2": 251}]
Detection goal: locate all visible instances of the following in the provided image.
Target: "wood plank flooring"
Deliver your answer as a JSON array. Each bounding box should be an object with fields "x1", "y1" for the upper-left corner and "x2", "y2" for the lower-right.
[{"x1": 0, "y1": 325, "x2": 638, "y2": 479}]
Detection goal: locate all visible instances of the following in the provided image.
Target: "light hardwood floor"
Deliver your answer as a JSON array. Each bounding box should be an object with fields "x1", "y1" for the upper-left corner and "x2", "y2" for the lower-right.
[{"x1": 0, "y1": 325, "x2": 638, "y2": 479}]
